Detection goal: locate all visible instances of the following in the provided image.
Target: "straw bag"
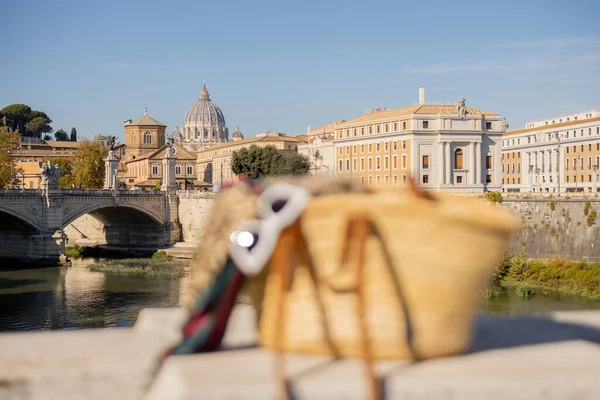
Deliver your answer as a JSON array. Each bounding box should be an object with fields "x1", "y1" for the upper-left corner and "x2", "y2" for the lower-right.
[{"x1": 255, "y1": 185, "x2": 519, "y2": 362}]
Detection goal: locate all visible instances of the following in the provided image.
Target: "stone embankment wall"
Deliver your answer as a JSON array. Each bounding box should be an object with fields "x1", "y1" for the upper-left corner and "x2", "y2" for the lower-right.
[
  {"x1": 500, "y1": 198, "x2": 600, "y2": 262},
  {"x1": 177, "y1": 192, "x2": 216, "y2": 243}
]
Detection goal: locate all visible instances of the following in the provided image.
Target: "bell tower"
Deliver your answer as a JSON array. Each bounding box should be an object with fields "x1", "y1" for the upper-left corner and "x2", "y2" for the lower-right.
[{"x1": 124, "y1": 108, "x2": 166, "y2": 161}]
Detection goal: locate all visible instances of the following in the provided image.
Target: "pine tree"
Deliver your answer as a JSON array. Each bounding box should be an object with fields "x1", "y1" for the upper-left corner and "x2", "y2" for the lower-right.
[{"x1": 70, "y1": 127, "x2": 77, "y2": 142}]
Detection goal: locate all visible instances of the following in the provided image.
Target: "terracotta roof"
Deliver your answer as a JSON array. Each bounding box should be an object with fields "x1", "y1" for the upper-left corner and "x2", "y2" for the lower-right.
[
  {"x1": 337, "y1": 104, "x2": 498, "y2": 127},
  {"x1": 124, "y1": 143, "x2": 196, "y2": 164},
  {"x1": 198, "y1": 135, "x2": 299, "y2": 153},
  {"x1": 503, "y1": 116, "x2": 600, "y2": 136},
  {"x1": 45, "y1": 140, "x2": 81, "y2": 149},
  {"x1": 127, "y1": 113, "x2": 166, "y2": 127}
]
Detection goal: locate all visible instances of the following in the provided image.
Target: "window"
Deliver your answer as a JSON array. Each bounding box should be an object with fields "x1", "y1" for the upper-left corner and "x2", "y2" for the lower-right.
[
  {"x1": 353, "y1": 145, "x2": 357, "y2": 153},
  {"x1": 422, "y1": 155, "x2": 430, "y2": 169},
  {"x1": 402, "y1": 155, "x2": 407, "y2": 169},
  {"x1": 376, "y1": 157, "x2": 381, "y2": 170},
  {"x1": 369, "y1": 127, "x2": 372, "y2": 134},
  {"x1": 394, "y1": 123, "x2": 398, "y2": 131},
  {"x1": 393, "y1": 142, "x2": 397, "y2": 150},
  {"x1": 393, "y1": 155, "x2": 398, "y2": 169},
  {"x1": 144, "y1": 132, "x2": 152, "y2": 144},
  {"x1": 423, "y1": 121, "x2": 429, "y2": 129},
  {"x1": 566, "y1": 176, "x2": 570, "y2": 183},
  {"x1": 486, "y1": 122, "x2": 492, "y2": 130},
  {"x1": 368, "y1": 157, "x2": 373, "y2": 171},
  {"x1": 368, "y1": 176, "x2": 373, "y2": 185},
  {"x1": 385, "y1": 124, "x2": 389, "y2": 133},
  {"x1": 486, "y1": 174, "x2": 492, "y2": 183},
  {"x1": 422, "y1": 175, "x2": 429, "y2": 184},
  {"x1": 385, "y1": 142, "x2": 389, "y2": 151},
  {"x1": 589, "y1": 157, "x2": 592, "y2": 170},
  {"x1": 486, "y1": 155, "x2": 492, "y2": 169},
  {"x1": 376, "y1": 143, "x2": 380, "y2": 152},
  {"x1": 384, "y1": 156, "x2": 389, "y2": 169},
  {"x1": 360, "y1": 158, "x2": 365, "y2": 171},
  {"x1": 338, "y1": 160, "x2": 343, "y2": 171},
  {"x1": 580, "y1": 157, "x2": 584, "y2": 171},
  {"x1": 517, "y1": 163, "x2": 520, "y2": 173},
  {"x1": 186, "y1": 165, "x2": 193, "y2": 175},
  {"x1": 376, "y1": 175, "x2": 381, "y2": 184},
  {"x1": 346, "y1": 130, "x2": 350, "y2": 137},
  {"x1": 353, "y1": 159, "x2": 357, "y2": 171},
  {"x1": 152, "y1": 164, "x2": 159, "y2": 175},
  {"x1": 590, "y1": 144, "x2": 593, "y2": 151},
  {"x1": 346, "y1": 159, "x2": 350, "y2": 171},
  {"x1": 377, "y1": 126, "x2": 380, "y2": 134},
  {"x1": 402, "y1": 121, "x2": 407, "y2": 130},
  {"x1": 338, "y1": 147, "x2": 343, "y2": 155},
  {"x1": 175, "y1": 165, "x2": 182, "y2": 175},
  {"x1": 361, "y1": 128, "x2": 364, "y2": 136},
  {"x1": 393, "y1": 175, "x2": 398, "y2": 184},
  {"x1": 402, "y1": 140, "x2": 406, "y2": 150},
  {"x1": 566, "y1": 158, "x2": 569, "y2": 171},
  {"x1": 360, "y1": 145, "x2": 364, "y2": 153},
  {"x1": 346, "y1": 146, "x2": 350, "y2": 155},
  {"x1": 581, "y1": 145, "x2": 584, "y2": 152},
  {"x1": 361, "y1": 177, "x2": 365, "y2": 184},
  {"x1": 402, "y1": 174, "x2": 407, "y2": 183},
  {"x1": 384, "y1": 175, "x2": 389, "y2": 184},
  {"x1": 518, "y1": 178, "x2": 521, "y2": 184},
  {"x1": 590, "y1": 175, "x2": 593, "y2": 182},
  {"x1": 353, "y1": 129, "x2": 357, "y2": 136},
  {"x1": 456, "y1": 176, "x2": 462, "y2": 184},
  {"x1": 454, "y1": 148, "x2": 463, "y2": 169},
  {"x1": 368, "y1": 144, "x2": 372, "y2": 153}
]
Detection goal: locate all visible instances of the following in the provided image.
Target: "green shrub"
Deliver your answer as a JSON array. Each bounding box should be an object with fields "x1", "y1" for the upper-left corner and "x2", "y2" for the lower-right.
[
  {"x1": 152, "y1": 250, "x2": 173, "y2": 260},
  {"x1": 65, "y1": 245, "x2": 85, "y2": 259},
  {"x1": 548, "y1": 202, "x2": 556, "y2": 212},
  {"x1": 484, "y1": 191, "x2": 503, "y2": 203},
  {"x1": 584, "y1": 201, "x2": 591, "y2": 216},
  {"x1": 587, "y1": 210, "x2": 597, "y2": 227}
]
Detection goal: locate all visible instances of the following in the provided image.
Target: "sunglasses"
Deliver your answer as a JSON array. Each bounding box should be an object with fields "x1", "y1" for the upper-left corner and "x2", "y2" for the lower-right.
[{"x1": 229, "y1": 183, "x2": 311, "y2": 276}]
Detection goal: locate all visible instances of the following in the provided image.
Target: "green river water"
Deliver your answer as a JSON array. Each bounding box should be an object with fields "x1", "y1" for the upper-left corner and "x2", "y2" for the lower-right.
[{"x1": 1, "y1": 258, "x2": 600, "y2": 332}]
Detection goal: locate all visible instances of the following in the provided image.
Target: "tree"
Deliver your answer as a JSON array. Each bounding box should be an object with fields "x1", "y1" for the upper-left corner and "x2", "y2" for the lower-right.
[
  {"x1": 231, "y1": 145, "x2": 311, "y2": 179},
  {"x1": 271, "y1": 153, "x2": 311, "y2": 176},
  {"x1": 43, "y1": 134, "x2": 52, "y2": 141},
  {"x1": 0, "y1": 104, "x2": 53, "y2": 138},
  {"x1": 71, "y1": 140, "x2": 108, "y2": 188},
  {"x1": 231, "y1": 145, "x2": 282, "y2": 179},
  {"x1": 0, "y1": 127, "x2": 23, "y2": 188},
  {"x1": 70, "y1": 127, "x2": 77, "y2": 142},
  {"x1": 54, "y1": 129, "x2": 69, "y2": 141},
  {"x1": 50, "y1": 157, "x2": 75, "y2": 189}
]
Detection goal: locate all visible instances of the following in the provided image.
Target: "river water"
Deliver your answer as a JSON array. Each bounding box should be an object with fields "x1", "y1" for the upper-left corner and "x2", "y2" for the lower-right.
[{"x1": 1, "y1": 259, "x2": 600, "y2": 332}]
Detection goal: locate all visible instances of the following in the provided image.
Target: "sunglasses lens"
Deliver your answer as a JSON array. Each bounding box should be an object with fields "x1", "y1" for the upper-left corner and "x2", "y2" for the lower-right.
[{"x1": 271, "y1": 199, "x2": 288, "y2": 213}]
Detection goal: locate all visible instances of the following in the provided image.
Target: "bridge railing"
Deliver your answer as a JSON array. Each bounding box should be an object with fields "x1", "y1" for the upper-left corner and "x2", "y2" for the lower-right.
[{"x1": 0, "y1": 189, "x2": 43, "y2": 195}]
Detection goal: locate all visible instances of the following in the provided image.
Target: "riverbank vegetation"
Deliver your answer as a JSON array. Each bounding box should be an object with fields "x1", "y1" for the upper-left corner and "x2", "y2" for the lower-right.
[
  {"x1": 491, "y1": 253, "x2": 600, "y2": 300},
  {"x1": 89, "y1": 258, "x2": 187, "y2": 277}
]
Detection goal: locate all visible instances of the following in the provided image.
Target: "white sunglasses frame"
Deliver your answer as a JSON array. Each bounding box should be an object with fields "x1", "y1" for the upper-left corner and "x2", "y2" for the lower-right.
[{"x1": 229, "y1": 183, "x2": 311, "y2": 277}]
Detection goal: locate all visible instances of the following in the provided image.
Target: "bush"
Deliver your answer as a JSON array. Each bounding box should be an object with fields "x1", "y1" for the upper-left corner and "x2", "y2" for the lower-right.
[
  {"x1": 152, "y1": 250, "x2": 173, "y2": 260},
  {"x1": 584, "y1": 201, "x2": 591, "y2": 216},
  {"x1": 484, "y1": 191, "x2": 503, "y2": 203},
  {"x1": 548, "y1": 202, "x2": 556, "y2": 212},
  {"x1": 587, "y1": 210, "x2": 597, "y2": 227},
  {"x1": 65, "y1": 245, "x2": 85, "y2": 259}
]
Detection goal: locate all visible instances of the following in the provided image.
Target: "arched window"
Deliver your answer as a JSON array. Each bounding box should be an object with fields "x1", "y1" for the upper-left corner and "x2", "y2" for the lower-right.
[
  {"x1": 144, "y1": 132, "x2": 152, "y2": 144},
  {"x1": 454, "y1": 148, "x2": 463, "y2": 169},
  {"x1": 131, "y1": 133, "x2": 136, "y2": 145}
]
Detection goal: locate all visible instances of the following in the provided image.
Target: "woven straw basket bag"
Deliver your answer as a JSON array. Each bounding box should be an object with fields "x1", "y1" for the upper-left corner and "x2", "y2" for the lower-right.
[{"x1": 253, "y1": 186, "x2": 520, "y2": 360}]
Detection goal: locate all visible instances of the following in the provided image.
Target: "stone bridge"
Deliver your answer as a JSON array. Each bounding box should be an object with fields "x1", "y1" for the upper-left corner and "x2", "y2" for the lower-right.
[{"x1": 0, "y1": 189, "x2": 181, "y2": 264}]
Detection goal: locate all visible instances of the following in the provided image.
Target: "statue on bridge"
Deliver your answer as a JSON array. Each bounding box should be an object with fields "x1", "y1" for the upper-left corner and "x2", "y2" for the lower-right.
[
  {"x1": 107, "y1": 135, "x2": 117, "y2": 151},
  {"x1": 166, "y1": 134, "x2": 176, "y2": 156},
  {"x1": 40, "y1": 161, "x2": 61, "y2": 191}
]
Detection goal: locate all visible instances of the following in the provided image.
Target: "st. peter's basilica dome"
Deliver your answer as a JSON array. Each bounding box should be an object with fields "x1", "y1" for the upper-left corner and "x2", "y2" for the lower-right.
[{"x1": 182, "y1": 83, "x2": 228, "y2": 150}]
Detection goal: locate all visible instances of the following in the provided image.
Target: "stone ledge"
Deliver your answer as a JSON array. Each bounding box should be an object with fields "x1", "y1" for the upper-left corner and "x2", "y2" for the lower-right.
[{"x1": 1, "y1": 306, "x2": 600, "y2": 400}]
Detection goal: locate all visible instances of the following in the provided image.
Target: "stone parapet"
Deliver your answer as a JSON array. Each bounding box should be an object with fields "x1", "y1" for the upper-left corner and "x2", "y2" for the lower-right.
[{"x1": 1, "y1": 306, "x2": 600, "y2": 399}]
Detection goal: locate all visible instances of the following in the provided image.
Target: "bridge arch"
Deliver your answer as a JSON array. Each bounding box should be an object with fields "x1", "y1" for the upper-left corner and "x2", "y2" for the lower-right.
[
  {"x1": 63, "y1": 203, "x2": 167, "y2": 247},
  {"x1": 0, "y1": 205, "x2": 42, "y2": 232}
]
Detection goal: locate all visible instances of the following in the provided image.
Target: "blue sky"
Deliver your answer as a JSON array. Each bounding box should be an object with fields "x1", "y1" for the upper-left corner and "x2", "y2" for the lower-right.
[{"x1": 1, "y1": 0, "x2": 599, "y2": 141}]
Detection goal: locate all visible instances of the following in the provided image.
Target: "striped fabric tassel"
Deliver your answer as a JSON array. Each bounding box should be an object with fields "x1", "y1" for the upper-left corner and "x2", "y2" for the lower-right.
[{"x1": 160, "y1": 259, "x2": 246, "y2": 361}]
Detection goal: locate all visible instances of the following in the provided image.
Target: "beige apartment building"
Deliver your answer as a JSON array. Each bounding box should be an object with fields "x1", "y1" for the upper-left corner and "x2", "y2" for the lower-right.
[
  {"x1": 332, "y1": 90, "x2": 506, "y2": 192},
  {"x1": 196, "y1": 132, "x2": 303, "y2": 185},
  {"x1": 501, "y1": 110, "x2": 600, "y2": 193}
]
